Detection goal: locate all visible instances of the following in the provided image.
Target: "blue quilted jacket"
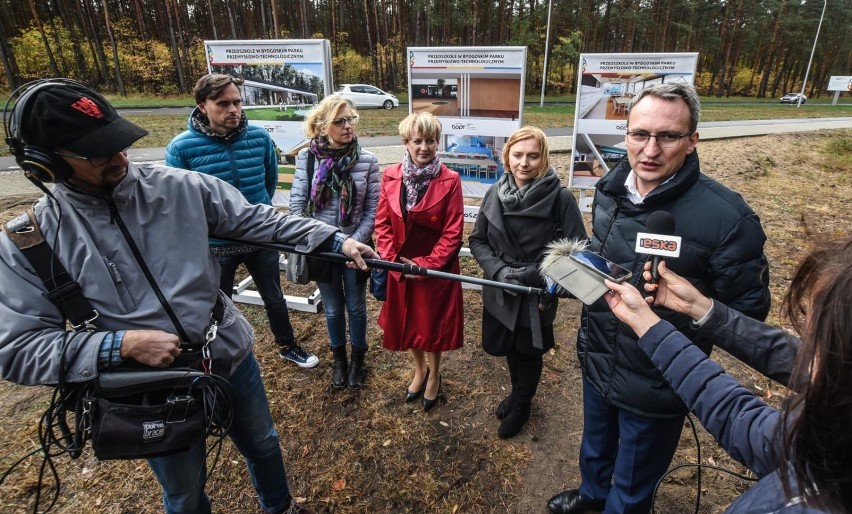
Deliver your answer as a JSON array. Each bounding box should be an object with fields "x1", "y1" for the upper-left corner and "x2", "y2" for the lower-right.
[{"x1": 165, "y1": 109, "x2": 278, "y2": 246}]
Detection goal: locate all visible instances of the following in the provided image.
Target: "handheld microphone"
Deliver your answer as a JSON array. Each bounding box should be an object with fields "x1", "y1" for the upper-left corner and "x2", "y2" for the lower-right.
[{"x1": 635, "y1": 211, "x2": 679, "y2": 284}]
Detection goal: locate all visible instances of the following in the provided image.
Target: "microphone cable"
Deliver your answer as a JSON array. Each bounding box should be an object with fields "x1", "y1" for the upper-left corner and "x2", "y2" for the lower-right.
[{"x1": 651, "y1": 413, "x2": 758, "y2": 514}]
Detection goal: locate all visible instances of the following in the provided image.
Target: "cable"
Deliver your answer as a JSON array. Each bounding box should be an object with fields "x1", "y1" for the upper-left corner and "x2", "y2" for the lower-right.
[{"x1": 651, "y1": 413, "x2": 758, "y2": 513}]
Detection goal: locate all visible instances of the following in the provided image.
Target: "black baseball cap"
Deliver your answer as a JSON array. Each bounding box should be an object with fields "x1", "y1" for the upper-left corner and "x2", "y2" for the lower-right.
[{"x1": 19, "y1": 82, "x2": 148, "y2": 157}]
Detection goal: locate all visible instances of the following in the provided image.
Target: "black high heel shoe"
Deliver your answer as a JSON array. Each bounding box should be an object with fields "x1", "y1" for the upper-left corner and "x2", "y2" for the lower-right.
[
  {"x1": 422, "y1": 375, "x2": 442, "y2": 412},
  {"x1": 405, "y1": 369, "x2": 429, "y2": 403}
]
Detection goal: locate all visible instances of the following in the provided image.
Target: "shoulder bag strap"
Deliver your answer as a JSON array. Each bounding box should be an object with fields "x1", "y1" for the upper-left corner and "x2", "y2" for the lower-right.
[{"x1": 3, "y1": 209, "x2": 98, "y2": 330}]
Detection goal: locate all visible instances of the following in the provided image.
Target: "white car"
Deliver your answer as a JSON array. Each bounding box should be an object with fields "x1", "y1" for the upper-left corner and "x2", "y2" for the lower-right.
[
  {"x1": 779, "y1": 92, "x2": 807, "y2": 104},
  {"x1": 336, "y1": 84, "x2": 399, "y2": 109}
]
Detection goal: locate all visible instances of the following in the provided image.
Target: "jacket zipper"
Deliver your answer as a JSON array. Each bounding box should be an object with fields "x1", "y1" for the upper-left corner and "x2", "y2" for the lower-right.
[{"x1": 106, "y1": 196, "x2": 191, "y2": 342}]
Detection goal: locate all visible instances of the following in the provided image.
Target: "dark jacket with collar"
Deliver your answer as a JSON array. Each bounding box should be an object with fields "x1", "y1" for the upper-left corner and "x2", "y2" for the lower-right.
[
  {"x1": 578, "y1": 151, "x2": 771, "y2": 417},
  {"x1": 470, "y1": 170, "x2": 586, "y2": 339}
]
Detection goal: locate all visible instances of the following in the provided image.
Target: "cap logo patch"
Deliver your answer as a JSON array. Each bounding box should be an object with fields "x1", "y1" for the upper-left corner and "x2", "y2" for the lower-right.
[{"x1": 70, "y1": 97, "x2": 104, "y2": 118}]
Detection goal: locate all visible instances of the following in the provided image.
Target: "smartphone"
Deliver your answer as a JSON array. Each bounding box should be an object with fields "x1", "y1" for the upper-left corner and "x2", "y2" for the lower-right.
[{"x1": 569, "y1": 250, "x2": 633, "y2": 283}]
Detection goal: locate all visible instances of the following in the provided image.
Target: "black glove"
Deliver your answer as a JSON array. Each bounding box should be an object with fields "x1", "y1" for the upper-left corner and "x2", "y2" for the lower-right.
[{"x1": 506, "y1": 266, "x2": 544, "y2": 287}]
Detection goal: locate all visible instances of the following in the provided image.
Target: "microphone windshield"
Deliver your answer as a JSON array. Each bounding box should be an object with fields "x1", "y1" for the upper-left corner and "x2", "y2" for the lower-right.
[{"x1": 646, "y1": 211, "x2": 675, "y2": 235}]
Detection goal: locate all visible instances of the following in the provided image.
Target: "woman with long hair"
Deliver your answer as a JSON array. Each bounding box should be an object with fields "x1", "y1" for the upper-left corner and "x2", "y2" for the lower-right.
[
  {"x1": 290, "y1": 95, "x2": 380, "y2": 389},
  {"x1": 470, "y1": 126, "x2": 586, "y2": 438},
  {"x1": 603, "y1": 235, "x2": 852, "y2": 512},
  {"x1": 374, "y1": 112, "x2": 464, "y2": 411}
]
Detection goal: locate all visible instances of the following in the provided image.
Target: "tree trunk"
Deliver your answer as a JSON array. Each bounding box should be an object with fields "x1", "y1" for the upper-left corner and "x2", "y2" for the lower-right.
[
  {"x1": 0, "y1": 14, "x2": 20, "y2": 89},
  {"x1": 207, "y1": 0, "x2": 219, "y2": 39},
  {"x1": 164, "y1": 0, "x2": 187, "y2": 92},
  {"x1": 27, "y1": 0, "x2": 60, "y2": 76},
  {"x1": 101, "y1": 0, "x2": 126, "y2": 95}
]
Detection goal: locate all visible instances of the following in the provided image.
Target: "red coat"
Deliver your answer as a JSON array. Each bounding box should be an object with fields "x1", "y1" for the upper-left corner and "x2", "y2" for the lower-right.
[{"x1": 375, "y1": 163, "x2": 464, "y2": 352}]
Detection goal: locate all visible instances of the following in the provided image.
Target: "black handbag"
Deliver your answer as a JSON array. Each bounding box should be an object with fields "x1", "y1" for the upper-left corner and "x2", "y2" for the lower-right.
[{"x1": 83, "y1": 369, "x2": 209, "y2": 460}]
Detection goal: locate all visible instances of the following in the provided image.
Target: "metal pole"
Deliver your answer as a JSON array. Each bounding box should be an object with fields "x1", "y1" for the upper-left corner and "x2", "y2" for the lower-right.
[
  {"x1": 539, "y1": 0, "x2": 554, "y2": 107},
  {"x1": 798, "y1": 0, "x2": 827, "y2": 108},
  {"x1": 219, "y1": 238, "x2": 546, "y2": 296}
]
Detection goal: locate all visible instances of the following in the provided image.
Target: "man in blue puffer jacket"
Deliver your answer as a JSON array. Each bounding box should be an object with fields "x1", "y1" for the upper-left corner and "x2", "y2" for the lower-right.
[{"x1": 166, "y1": 73, "x2": 319, "y2": 369}]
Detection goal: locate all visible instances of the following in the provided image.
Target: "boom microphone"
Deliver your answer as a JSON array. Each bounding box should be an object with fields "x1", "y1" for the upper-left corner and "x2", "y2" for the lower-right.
[{"x1": 635, "y1": 211, "x2": 679, "y2": 284}]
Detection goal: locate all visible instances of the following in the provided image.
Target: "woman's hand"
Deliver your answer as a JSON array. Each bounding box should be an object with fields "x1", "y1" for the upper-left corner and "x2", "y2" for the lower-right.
[
  {"x1": 643, "y1": 261, "x2": 712, "y2": 321},
  {"x1": 603, "y1": 279, "x2": 661, "y2": 338}
]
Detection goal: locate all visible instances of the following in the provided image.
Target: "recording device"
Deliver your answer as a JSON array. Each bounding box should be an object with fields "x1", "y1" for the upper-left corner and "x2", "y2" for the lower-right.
[
  {"x1": 540, "y1": 239, "x2": 632, "y2": 305},
  {"x1": 635, "y1": 211, "x2": 680, "y2": 283}
]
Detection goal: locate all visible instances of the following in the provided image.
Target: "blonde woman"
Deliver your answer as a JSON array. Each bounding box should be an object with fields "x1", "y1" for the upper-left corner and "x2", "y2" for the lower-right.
[
  {"x1": 374, "y1": 113, "x2": 464, "y2": 411},
  {"x1": 470, "y1": 126, "x2": 586, "y2": 438},
  {"x1": 289, "y1": 95, "x2": 380, "y2": 389}
]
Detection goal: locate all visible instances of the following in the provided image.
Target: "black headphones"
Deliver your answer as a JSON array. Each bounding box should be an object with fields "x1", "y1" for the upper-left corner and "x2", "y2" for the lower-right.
[{"x1": 3, "y1": 78, "x2": 87, "y2": 183}]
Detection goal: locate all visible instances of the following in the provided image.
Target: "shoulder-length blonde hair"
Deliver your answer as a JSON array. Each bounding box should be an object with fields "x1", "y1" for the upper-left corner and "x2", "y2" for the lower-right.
[
  {"x1": 398, "y1": 112, "x2": 442, "y2": 142},
  {"x1": 501, "y1": 126, "x2": 550, "y2": 179},
  {"x1": 304, "y1": 94, "x2": 359, "y2": 139}
]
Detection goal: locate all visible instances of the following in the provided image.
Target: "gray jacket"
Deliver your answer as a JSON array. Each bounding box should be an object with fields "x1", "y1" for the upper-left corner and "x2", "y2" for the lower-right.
[
  {"x1": 0, "y1": 163, "x2": 337, "y2": 385},
  {"x1": 289, "y1": 147, "x2": 380, "y2": 244}
]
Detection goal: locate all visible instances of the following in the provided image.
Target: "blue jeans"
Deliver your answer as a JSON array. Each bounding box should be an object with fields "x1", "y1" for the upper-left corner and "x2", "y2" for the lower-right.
[
  {"x1": 316, "y1": 263, "x2": 367, "y2": 350},
  {"x1": 148, "y1": 353, "x2": 291, "y2": 514},
  {"x1": 578, "y1": 377, "x2": 684, "y2": 514},
  {"x1": 217, "y1": 249, "x2": 295, "y2": 345}
]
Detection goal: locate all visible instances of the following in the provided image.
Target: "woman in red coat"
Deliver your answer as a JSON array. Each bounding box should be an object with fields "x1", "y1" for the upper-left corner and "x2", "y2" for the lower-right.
[{"x1": 375, "y1": 112, "x2": 464, "y2": 411}]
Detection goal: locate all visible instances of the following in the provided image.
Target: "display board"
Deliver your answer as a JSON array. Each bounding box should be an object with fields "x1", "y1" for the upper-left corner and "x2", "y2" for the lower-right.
[
  {"x1": 569, "y1": 53, "x2": 698, "y2": 189},
  {"x1": 204, "y1": 39, "x2": 333, "y2": 158},
  {"x1": 407, "y1": 46, "x2": 527, "y2": 183}
]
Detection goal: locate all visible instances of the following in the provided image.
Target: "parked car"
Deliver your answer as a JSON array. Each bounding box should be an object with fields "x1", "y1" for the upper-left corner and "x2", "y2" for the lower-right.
[
  {"x1": 780, "y1": 92, "x2": 807, "y2": 104},
  {"x1": 336, "y1": 84, "x2": 399, "y2": 109}
]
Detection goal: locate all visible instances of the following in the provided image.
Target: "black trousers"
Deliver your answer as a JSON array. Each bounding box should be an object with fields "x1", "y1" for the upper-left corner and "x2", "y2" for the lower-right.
[{"x1": 506, "y1": 349, "x2": 543, "y2": 407}]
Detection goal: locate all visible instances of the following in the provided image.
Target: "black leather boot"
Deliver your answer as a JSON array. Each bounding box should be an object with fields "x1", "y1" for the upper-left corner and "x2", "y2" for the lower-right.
[
  {"x1": 331, "y1": 346, "x2": 348, "y2": 389},
  {"x1": 498, "y1": 402, "x2": 531, "y2": 439},
  {"x1": 495, "y1": 392, "x2": 515, "y2": 420},
  {"x1": 348, "y1": 347, "x2": 366, "y2": 389}
]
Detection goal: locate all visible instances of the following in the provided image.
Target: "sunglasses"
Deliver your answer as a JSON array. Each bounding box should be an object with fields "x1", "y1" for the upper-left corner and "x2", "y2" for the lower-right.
[
  {"x1": 331, "y1": 115, "x2": 359, "y2": 128},
  {"x1": 53, "y1": 148, "x2": 129, "y2": 167}
]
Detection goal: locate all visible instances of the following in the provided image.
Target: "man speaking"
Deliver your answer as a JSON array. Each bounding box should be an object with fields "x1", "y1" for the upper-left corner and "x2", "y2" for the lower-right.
[{"x1": 548, "y1": 83, "x2": 771, "y2": 514}]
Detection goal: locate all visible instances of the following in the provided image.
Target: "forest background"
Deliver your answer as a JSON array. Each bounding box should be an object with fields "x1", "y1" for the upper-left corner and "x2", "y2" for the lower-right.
[{"x1": 1, "y1": 0, "x2": 850, "y2": 99}]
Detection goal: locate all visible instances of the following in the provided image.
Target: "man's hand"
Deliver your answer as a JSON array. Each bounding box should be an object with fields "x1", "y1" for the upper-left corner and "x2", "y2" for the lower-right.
[
  {"x1": 642, "y1": 261, "x2": 712, "y2": 321},
  {"x1": 120, "y1": 330, "x2": 181, "y2": 368},
  {"x1": 341, "y1": 237, "x2": 379, "y2": 271}
]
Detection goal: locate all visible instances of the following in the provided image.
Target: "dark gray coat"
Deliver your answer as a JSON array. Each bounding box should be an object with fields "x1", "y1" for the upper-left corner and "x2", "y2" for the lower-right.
[
  {"x1": 470, "y1": 170, "x2": 586, "y2": 340},
  {"x1": 578, "y1": 151, "x2": 772, "y2": 417}
]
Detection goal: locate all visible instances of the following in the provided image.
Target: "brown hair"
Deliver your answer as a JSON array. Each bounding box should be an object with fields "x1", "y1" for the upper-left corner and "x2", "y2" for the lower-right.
[
  {"x1": 193, "y1": 74, "x2": 244, "y2": 105},
  {"x1": 303, "y1": 94, "x2": 359, "y2": 139},
  {"x1": 501, "y1": 126, "x2": 551, "y2": 180},
  {"x1": 779, "y1": 235, "x2": 852, "y2": 510}
]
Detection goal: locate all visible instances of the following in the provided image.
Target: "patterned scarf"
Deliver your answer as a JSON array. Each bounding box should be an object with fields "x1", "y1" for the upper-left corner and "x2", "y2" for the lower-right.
[
  {"x1": 191, "y1": 108, "x2": 248, "y2": 142},
  {"x1": 307, "y1": 136, "x2": 359, "y2": 226},
  {"x1": 401, "y1": 151, "x2": 442, "y2": 211}
]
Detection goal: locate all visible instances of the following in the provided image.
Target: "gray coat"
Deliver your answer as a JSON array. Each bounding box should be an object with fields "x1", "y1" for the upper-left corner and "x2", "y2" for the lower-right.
[
  {"x1": 289, "y1": 146, "x2": 380, "y2": 244},
  {"x1": 0, "y1": 163, "x2": 338, "y2": 385},
  {"x1": 470, "y1": 170, "x2": 586, "y2": 336}
]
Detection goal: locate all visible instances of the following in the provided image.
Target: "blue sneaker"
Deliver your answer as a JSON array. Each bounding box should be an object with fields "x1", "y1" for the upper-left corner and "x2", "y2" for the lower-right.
[{"x1": 278, "y1": 343, "x2": 319, "y2": 369}]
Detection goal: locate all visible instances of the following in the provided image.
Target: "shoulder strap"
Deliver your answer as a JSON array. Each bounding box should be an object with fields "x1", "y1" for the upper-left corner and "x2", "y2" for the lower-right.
[{"x1": 3, "y1": 209, "x2": 98, "y2": 330}]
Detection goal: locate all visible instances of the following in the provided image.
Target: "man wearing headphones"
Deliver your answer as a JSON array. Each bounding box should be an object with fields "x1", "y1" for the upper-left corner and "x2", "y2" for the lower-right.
[{"x1": 0, "y1": 80, "x2": 377, "y2": 514}]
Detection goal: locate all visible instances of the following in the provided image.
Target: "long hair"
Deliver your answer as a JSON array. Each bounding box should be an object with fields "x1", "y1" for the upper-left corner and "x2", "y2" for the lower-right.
[{"x1": 779, "y1": 235, "x2": 852, "y2": 510}]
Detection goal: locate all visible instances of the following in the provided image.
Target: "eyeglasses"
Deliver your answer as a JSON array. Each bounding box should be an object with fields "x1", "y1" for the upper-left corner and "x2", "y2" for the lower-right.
[
  {"x1": 626, "y1": 131, "x2": 692, "y2": 148},
  {"x1": 331, "y1": 115, "x2": 359, "y2": 128},
  {"x1": 53, "y1": 148, "x2": 128, "y2": 167}
]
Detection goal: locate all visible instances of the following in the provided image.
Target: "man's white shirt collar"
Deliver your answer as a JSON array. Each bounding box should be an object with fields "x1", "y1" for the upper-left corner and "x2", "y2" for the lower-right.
[{"x1": 624, "y1": 169, "x2": 678, "y2": 205}]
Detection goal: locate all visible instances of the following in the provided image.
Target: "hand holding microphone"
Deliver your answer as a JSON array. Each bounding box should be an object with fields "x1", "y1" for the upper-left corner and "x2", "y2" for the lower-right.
[{"x1": 635, "y1": 211, "x2": 680, "y2": 295}]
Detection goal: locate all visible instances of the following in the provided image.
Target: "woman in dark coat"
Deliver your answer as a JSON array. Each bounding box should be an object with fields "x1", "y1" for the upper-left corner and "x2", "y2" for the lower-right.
[
  {"x1": 375, "y1": 112, "x2": 464, "y2": 411},
  {"x1": 470, "y1": 126, "x2": 586, "y2": 438}
]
